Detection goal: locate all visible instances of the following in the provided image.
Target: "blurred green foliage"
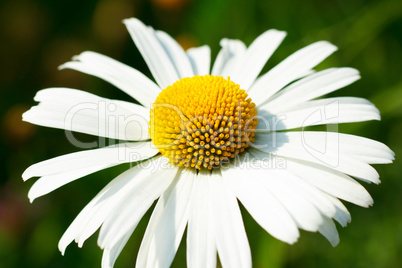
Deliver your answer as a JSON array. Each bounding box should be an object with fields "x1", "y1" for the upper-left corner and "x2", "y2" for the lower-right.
[{"x1": 1, "y1": 0, "x2": 401, "y2": 267}]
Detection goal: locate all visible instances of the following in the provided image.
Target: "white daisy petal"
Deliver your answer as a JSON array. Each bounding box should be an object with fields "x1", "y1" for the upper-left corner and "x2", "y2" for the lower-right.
[
  {"x1": 255, "y1": 131, "x2": 381, "y2": 183},
  {"x1": 23, "y1": 142, "x2": 156, "y2": 180},
  {"x1": 186, "y1": 170, "x2": 217, "y2": 268},
  {"x1": 248, "y1": 150, "x2": 352, "y2": 229},
  {"x1": 249, "y1": 41, "x2": 338, "y2": 106},
  {"x1": 98, "y1": 157, "x2": 179, "y2": 249},
  {"x1": 271, "y1": 174, "x2": 336, "y2": 219},
  {"x1": 229, "y1": 29, "x2": 286, "y2": 90},
  {"x1": 61, "y1": 157, "x2": 175, "y2": 252},
  {"x1": 77, "y1": 163, "x2": 160, "y2": 247},
  {"x1": 136, "y1": 169, "x2": 195, "y2": 268},
  {"x1": 318, "y1": 217, "x2": 340, "y2": 247},
  {"x1": 279, "y1": 184, "x2": 335, "y2": 220},
  {"x1": 58, "y1": 158, "x2": 159, "y2": 255},
  {"x1": 264, "y1": 67, "x2": 361, "y2": 112},
  {"x1": 186, "y1": 45, "x2": 211, "y2": 76},
  {"x1": 23, "y1": 88, "x2": 150, "y2": 140},
  {"x1": 282, "y1": 157, "x2": 374, "y2": 207},
  {"x1": 249, "y1": 149, "x2": 337, "y2": 219},
  {"x1": 124, "y1": 18, "x2": 180, "y2": 89},
  {"x1": 59, "y1": 51, "x2": 160, "y2": 108},
  {"x1": 335, "y1": 133, "x2": 394, "y2": 164},
  {"x1": 259, "y1": 97, "x2": 380, "y2": 132},
  {"x1": 231, "y1": 152, "x2": 323, "y2": 232},
  {"x1": 222, "y1": 160, "x2": 300, "y2": 244},
  {"x1": 211, "y1": 38, "x2": 246, "y2": 77},
  {"x1": 28, "y1": 165, "x2": 108, "y2": 203},
  {"x1": 155, "y1": 30, "x2": 194, "y2": 79},
  {"x1": 257, "y1": 173, "x2": 324, "y2": 232},
  {"x1": 326, "y1": 195, "x2": 351, "y2": 227},
  {"x1": 212, "y1": 170, "x2": 252, "y2": 268},
  {"x1": 257, "y1": 131, "x2": 394, "y2": 164},
  {"x1": 25, "y1": 142, "x2": 157, "y2": 202},
  {"x1": 102, "y1": 226, "x2": 135, "y2": 268}
]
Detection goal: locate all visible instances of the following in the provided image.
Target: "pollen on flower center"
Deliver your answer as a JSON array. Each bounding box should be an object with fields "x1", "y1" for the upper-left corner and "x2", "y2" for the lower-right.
[{"x1": 149, "y1": 75, "x2": 258, "y2": 170}]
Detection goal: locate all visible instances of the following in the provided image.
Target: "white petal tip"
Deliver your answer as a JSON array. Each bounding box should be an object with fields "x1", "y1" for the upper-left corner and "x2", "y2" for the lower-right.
[
  {"x1": 358, "y1": 196, "x2": 374, "y2": 208},
  {"x1": 339, "y1": 67, "x2": 360, "y2": 76},
  {"x1": 57, "y1": 64, "x2": 66, "y2": 71},
  {"x1": 22, "y1": 171, "x2": 31, "y2": 181},
  {"x1": 21, "y1": 110, "x2": 33, "y2": 122},
  {"x1": 320, "y1": 41, "x2": 338, "y2": 51},
  {"x1": 281, "y1": 234, "x2": 299, "y2": 245},
  {"x1": 123, "y1": 18, "x2": 141, "y2": 26},
  {"x1": 59, "y1": 60, "x2": 79, "y2": 70},
  {"x1": 287, "y1": 238, "x2": 299, "y2": 245},
  {"x1": 27, "y1": 189, "x2": 37, "y2": 203},
  {"x1": 265, "y1": 28, "x2": 287, "y2": 37},
  {"x1": 329, "y1": 238, "x2": 340, "y2": 247},
  {"x1": 28, "y1": 187, "x2": 45, "y2": 203},
  {"x1": 122, "y1": 18, "x2": 131, "y2": 24},
  {"x1": 338, "y1": 214, "x2": 352, "y2": 227},
  {"x1": 353, "y1": 74, "x2": 362, "y2": 83},
  {"x1": 372, "y1": 178, "x2": 381, "y2": 185},
  {"x1": 58, "y1": 242, "x2": 68, "y2": 256},
  {"x1": 97, "y1": 238, "x2": 106, "y2": 250}
]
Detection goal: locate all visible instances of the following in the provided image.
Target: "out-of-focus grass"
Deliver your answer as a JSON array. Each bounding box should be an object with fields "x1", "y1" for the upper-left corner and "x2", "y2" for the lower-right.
[{"x1": 1, "y1": 0, "x2": 401, "y2": 267}]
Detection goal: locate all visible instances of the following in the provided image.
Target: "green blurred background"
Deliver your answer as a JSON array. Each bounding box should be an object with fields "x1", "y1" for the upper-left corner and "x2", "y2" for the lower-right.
[{"x1": 1, "y1": 0, "x2": 401, "y2": 267}]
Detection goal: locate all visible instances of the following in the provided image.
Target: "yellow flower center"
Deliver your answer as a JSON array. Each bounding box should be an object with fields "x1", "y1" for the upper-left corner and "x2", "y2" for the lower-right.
[{"x1": 149, "y1": 75, "x2": 258, "y2": 170}]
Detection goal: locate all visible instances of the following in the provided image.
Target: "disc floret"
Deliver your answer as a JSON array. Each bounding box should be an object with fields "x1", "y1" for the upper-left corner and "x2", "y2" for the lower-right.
[{"x1": 149, "y1": 75, "x2": 258, "y2": 170}]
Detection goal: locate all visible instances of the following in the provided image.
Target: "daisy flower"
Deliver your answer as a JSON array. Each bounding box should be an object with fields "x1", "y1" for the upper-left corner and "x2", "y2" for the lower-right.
[{"x1": 22, "y1": 18, "x2": 394, "y2": 268}]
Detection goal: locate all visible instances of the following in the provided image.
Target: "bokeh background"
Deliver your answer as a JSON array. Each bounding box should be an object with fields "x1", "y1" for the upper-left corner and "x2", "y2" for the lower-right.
[{"x1": 1, "y1": 0, "x2": 401, "y2": 267}]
